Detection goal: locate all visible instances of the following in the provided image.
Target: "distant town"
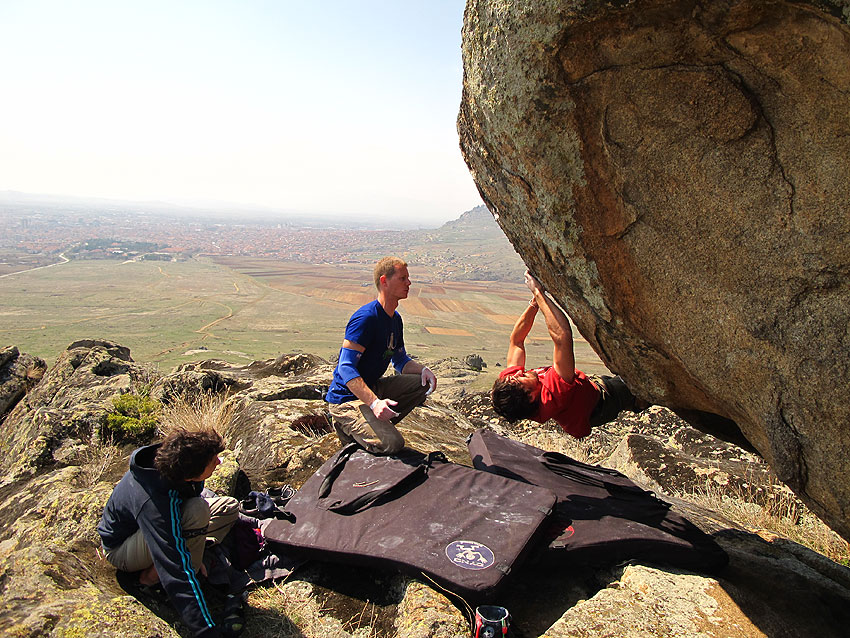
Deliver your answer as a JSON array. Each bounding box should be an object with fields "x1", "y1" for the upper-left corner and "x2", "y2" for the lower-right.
[{"x1": 0, "y1": 196, "x2": 525, "y2": 282}]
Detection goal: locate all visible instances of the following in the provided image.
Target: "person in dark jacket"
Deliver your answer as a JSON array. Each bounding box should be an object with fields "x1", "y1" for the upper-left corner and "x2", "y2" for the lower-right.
[{"x1": 98, "y1": 428, "x2": 239, "y2": 638}]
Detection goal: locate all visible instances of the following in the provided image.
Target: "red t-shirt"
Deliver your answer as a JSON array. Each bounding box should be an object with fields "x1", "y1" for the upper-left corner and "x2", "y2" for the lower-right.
[{"x1": 499, "y1": 365, "x2": 600, "y2": 438}]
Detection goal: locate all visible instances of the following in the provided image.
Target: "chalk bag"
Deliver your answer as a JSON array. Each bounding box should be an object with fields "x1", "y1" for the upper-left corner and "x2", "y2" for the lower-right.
[{"x1": 473, "y1": 605, "x2": 510, "y2": 638}]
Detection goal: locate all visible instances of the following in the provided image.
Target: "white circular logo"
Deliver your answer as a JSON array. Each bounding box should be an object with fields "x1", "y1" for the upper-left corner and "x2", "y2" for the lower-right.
[{"x1": 445, "y1": 540, "x2": 495, "y2": 570}]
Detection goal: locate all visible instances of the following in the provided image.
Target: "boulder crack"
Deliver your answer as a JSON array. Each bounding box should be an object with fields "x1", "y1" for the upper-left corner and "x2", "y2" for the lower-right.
[
  {"x1": 722, "y1": 64, "x2": 797, "y2": 221},
  {"x1": 566, "y1": 61, "x2": 734, "y2": 86},
  {"x1": 498, "y1": 164, "x2": 538, "y2": 208},
  {"x1": 777, "y1": 406, "x2": 810, "y2": 501}
]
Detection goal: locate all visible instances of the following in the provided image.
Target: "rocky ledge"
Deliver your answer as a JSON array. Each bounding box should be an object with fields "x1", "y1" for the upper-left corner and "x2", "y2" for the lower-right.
[{"x1": 1, "y1": 340, "x2": 848, "y2": 637}]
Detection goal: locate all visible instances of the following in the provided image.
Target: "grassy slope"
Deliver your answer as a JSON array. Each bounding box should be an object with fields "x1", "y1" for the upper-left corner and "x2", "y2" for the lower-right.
[{"x1": 0, "y1": 256, "x2": 608, "y2": 375}]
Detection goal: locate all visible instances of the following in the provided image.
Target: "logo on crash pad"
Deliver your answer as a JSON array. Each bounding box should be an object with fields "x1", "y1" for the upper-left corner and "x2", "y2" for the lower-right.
[{"x1": 445, "y1": 540, "x2": 494, "y2": 570}]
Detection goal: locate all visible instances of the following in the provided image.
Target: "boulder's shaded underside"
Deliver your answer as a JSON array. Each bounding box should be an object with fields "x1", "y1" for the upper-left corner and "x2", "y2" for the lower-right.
[{"x1": 458, "y1": 0, "x2": 850, "y2": 541}]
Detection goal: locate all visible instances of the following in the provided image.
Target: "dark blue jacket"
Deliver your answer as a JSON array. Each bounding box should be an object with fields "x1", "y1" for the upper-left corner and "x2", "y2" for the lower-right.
[{"x1": 97, "y1": 444, "x2": 222, "y2": 637}]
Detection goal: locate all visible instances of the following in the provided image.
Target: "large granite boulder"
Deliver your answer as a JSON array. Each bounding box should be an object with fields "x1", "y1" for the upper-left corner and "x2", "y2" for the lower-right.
[{"x1": 458, "y1": 0, "x2": 850, "y2": 540}]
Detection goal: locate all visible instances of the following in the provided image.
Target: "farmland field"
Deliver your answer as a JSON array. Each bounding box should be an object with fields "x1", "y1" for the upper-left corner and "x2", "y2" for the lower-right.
[{"x1": 0, "y1": 256, "x2": 608, "y2": 379}]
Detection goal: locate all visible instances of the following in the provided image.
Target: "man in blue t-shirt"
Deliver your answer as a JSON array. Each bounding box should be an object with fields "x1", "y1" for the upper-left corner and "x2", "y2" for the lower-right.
[{"x1": 325, "y1": 256, "x2": 437, "y2": 454}]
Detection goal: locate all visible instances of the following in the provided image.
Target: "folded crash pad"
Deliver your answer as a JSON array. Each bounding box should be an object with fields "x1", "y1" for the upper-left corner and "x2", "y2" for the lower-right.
[
  {"x1": 468, "y1": 428, "x2": 727, "y2": 573},
  {"x1": 263, "y1": 444, "x2": 557, "y2": 599}
]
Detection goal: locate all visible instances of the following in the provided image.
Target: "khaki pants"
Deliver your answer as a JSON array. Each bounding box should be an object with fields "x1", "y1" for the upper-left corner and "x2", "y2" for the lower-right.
[
  {"x1": 104, "y1": 495, "x2": 239, "y2": 574},
  {"x1": 329, "y1": 373, "x2": 429, "y2": 454}
]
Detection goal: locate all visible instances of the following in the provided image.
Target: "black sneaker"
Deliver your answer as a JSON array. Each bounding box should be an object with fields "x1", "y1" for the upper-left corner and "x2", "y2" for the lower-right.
[
  {"x1": 268, "y1": 485, "x2": 296, "y2": 507},
  {"x1": 220, "y1": 593, "x2": 246, "y2": 635},
  {"x1": 116, "y1": 569, "x2": 168, "y2": 604}
]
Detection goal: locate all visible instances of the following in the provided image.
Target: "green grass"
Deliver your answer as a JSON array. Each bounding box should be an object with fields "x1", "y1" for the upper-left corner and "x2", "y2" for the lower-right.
[
  {"x1": 102, "y1": 393, "x2": 161, "y2": 442},
  {"x1": 0, "y1": 256, "x2": 608, "y2": 375}
]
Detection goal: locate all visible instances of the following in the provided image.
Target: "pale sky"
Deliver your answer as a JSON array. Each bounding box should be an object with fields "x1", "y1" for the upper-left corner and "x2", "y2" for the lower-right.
[{"x1": 0, "y1": 1, "x2": 484, "y2": 223}]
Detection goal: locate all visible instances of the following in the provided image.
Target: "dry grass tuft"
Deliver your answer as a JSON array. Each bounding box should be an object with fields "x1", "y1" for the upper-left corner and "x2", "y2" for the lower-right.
[
  {"x1": 157, "y1": 392, "x2": 238, "y2": 437},
  {"x1": 508, "y1": 419, "x2": 597, "y2": 464},
  {"x1": 76, "y1": 435, "x2": 123, "y2": 487},
  {"x1": 684, "y1": 473, "x2": 850, "y2": 565},
  {"x1": 244, "y1": 579, "x2": 379, "y2": 638},
  {"x1": 243, "y1": 583, "x2": 309, "y2": 638},
  {"x1": 129, "y1": 363, "x2": 160, "y2": 396},
  {"x1": 290, "y1": 413, "x2": 334, "y2": 439},
  {"x1": 344, "y1": 600, "x2": 379, "y2": 637}
]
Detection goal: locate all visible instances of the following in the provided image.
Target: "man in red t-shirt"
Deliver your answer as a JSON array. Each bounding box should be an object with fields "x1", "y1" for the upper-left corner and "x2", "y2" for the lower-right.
[{"x1": 490, "y1": 271, "x2": 646, "y2": 437}]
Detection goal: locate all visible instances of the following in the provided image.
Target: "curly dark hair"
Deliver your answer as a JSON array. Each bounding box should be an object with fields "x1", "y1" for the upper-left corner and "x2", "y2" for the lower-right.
[
  {"x1": 490, "y1": 377, "x2": 538, "y2": 423},
  {"x1": 154, "y1": 428, "x2": 224, "y2": 484}
]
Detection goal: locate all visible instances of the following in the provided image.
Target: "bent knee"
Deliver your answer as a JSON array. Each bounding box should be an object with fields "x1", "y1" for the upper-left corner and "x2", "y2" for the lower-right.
[
  {"x1": 182, "y1": 497, "x2": 212, "y2": 528},
  {"x1": 414, "y1": 383, "x2": 429, "y2": 403},
  {"x1": 214, "y1": 495, "x2": 240, "y2": 513},
  {"x1": 210, "y1": 496, "x2": 240, "y2": 522},
  {"x1": 376, "y1": 430, "x2": 405, "y2": 455}
]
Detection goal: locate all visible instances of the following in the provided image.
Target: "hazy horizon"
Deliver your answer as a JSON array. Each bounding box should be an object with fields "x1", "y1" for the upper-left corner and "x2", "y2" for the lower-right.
[
  {"x1": 0, "y1": 1, "x2": 483, "y2": 225},
  {"x1": 0, "y1": 189, "x2": 487, "y2": 230}
]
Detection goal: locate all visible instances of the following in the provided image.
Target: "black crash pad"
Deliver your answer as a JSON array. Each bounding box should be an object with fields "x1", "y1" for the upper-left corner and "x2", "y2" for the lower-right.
[
  {"x1": 468, "y1": 428, "x2": 728, "y2": 573},
  {"x1": 263, "y1": 444, "x2": 557, "y2": 599}
]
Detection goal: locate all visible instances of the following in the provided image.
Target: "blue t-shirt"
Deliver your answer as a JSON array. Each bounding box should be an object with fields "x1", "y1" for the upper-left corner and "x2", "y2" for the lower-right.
[{"x1": 325, "y1": 300, "x2": 412, "y2": 404}]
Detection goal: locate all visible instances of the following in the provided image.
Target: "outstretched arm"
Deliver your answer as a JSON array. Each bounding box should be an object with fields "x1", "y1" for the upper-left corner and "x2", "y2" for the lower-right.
[
  {"x1": 525, "y1": 271, "x2": 576, "y2": 383},
  {"x1": 506, "y1": 297, "x2": 538, "y2": 368}
]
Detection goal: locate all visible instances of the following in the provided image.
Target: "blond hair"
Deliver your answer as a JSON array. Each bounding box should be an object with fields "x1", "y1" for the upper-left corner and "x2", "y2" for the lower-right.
[{"x1": 373, "y1": 256, "x2": 407, "y2": 289}]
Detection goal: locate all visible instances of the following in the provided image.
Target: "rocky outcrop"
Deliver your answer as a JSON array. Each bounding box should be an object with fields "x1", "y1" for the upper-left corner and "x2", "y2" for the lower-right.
[
  {"x1": 543, "y1": 544, "x2": 850, "y2": 638},
  {"x1": 161, "y1": 353, "x2": 334, "y2": 403},
  {"x1": 0, "y1": 464, "x2": 149, "y2": 637},
  {"x1": 2, "y1": 341, "x2": 850, "y2": 636},
  {"x1": 0, "y1": 339, "x2": 147, "y2": 477},
  {"x1": 607, "y1": 406, "x2": 776, "y2": 500},
  {"x1": 458, "y1": 0, "x2": 850, "y2": 540},
  {"x1": 0, "y1": 346, "x2": 46, "y2": 422}
]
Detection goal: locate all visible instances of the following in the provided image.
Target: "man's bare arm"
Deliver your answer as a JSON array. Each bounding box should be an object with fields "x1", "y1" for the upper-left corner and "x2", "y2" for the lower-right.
[
  {"x1": 506, "y1": 299, "x2": 538, "y2": 368},
  {"x1": 340, "y1": 340, "x2": 398, "y2": 420},
  {"x1": 525, "y1": 271, "x2": 576, "y2": 382},
  {"x1": 344, "y1": 375, "x2": 377, "y2": 405},
  {"x1": 342, "y1": 339, "x2": 365, "y2": 353}
]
